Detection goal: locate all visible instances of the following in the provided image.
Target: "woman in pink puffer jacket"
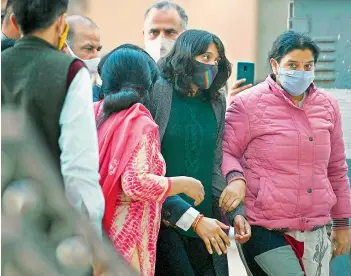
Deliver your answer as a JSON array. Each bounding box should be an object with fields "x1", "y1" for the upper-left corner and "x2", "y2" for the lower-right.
[{"x1": 222, "y1": 31, "x2": 351, "y2": 275}]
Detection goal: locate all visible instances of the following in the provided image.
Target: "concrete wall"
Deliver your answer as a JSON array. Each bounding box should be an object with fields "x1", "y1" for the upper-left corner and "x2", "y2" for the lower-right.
[
  {"x1": 3, "y1": 0, "x2": 292, "y2": 83},
  {"x1": 256, "y1": 0, "x2": 290, "y2": 82},
  {"x1": 67, "y1": 0, "x2": 90, "y2": 16}
]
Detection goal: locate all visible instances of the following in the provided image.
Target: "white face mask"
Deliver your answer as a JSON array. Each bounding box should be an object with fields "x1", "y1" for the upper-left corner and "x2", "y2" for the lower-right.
[
  {"x1": 66, "y1": 43, "x2": 101, "y2": 75},
  {"x1": 144, "y1": 37, "x2": 175, "y2": 62}
]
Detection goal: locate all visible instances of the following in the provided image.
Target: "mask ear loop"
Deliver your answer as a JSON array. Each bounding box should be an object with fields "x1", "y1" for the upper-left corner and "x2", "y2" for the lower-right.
[
  {"x1": 272, "y1": 59, "x2": 282, "y2": 78},
  {"x1": 58, "y1": 23, "x2": 69, "y2": 50}
]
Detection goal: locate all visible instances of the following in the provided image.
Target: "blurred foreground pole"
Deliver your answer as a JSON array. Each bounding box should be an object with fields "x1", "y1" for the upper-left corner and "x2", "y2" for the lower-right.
[{"x1": 1, "y1": 106, "x2": 135, "y2": 276}]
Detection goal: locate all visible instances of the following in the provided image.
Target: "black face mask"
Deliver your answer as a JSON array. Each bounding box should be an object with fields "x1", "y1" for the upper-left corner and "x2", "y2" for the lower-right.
[{"x1": 192, "y1": 60, "x2": 219, "y2": 90}]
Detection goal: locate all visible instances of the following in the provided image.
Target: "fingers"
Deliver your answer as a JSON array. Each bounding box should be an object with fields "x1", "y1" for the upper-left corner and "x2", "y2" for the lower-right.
[
  {"x1": 340, "y1": 247, "x2": 348, "y2": 255},
  {"x1": 230, "y1": 80, "x2": 253, "y2": 96},
  {"x1": 194, "y1": 196, "x2": 201, "y2": 206},
  {"x1": 231, "y1": 78, "x2": 247, "y2": 89},
  {"x1": 238, "y1": 83, "x2": 253, "y2": 92},
  {"x1": 235, "y1": 232, "x2": 251, "y2": 244},
  {"x1": 334, "y1": 244, "x2": 349, "y2": 256},
  {"x1": 194, "y1": 193, "x2": 204, "y2": 206},
  {"x1": 237, "y1": 217, "x2": 245, "y2": 236},
  {"x1": 234, "y1": 233, "x2": 251, "y2": 243},
  {"x1": 226, "y1": 198, "x2": 241, "y2": 213},
  {"x1": 210, "y1": 237, "x2": 222, "y2": 255},
  {"x1": 234, "y1": 217, "x2": 251, "y2": 244},
  {"x1": 215, "y1": 235, "x2": 227, "y2": 254},
  {"x1": 204, "y1": 238, "x2": 213, "y2": 255},
  {"x1": 334, "y1": 245, "x2": 343, "y2": 256},
  {"x1": 216, "y1": 220, "x2": 230, "y2": 230},
  {"x1": 220, "y1": 193, "x2": 233, "y2": 212},
  {"x1": 219, "y1": 189, "x2": 226, "y2": 208},
  {"x1": 216, "y1": 223, "x2": 231, "y2": 247},
  {"x1": 193, "y1": 182, "x2": 205, "y2": 206},
  {"x1": 197, "y1": 180, "x2": 205, "y2": 194}
]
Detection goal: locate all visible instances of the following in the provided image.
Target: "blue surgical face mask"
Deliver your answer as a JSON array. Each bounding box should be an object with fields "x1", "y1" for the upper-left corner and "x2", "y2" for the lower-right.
[{"x1": 277, "y1": 66, "x2": 315, "y2": 96}]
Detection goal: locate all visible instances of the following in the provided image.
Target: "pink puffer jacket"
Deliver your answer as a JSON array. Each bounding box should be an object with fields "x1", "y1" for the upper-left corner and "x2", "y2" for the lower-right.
[{"x1": 222, "y1": 75, "x2": 351, "y2": 231}]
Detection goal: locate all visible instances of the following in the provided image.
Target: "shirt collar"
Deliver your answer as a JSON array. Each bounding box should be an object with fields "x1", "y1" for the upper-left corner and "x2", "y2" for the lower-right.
[
  {"x1": 297, "y1": 92, "x2": 307, "y2": 108},
  {"x1": 1, "y1": 31, "x2": 8, "y2": 41}
]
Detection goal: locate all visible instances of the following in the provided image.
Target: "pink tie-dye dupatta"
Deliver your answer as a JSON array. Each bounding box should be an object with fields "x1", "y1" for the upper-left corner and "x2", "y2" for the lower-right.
[{"x1": 94, "y1": 101, "x2": 158, "y2": 234}]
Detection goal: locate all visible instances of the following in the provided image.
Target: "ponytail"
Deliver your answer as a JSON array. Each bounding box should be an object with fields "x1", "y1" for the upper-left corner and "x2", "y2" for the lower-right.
[
  {"x1": 97, "y1": 88, "x2": 142, "y2": 128},
  {"x1": 103, "y1": 88, "x2": 141, "y2": 116}
]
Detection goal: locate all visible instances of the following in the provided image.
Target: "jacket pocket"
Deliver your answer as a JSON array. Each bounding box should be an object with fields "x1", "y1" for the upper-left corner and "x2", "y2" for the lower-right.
[
  {"x1": 254, "y1": 177, "x2": 269, "y2": 211},
  {"x1": 325, "y1": 177, "x2": 337, "y2": 210}
]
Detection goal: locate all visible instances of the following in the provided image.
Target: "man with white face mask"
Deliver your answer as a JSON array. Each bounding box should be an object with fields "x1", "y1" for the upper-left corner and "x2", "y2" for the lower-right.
[
  {"x1": 63, "y1": 15, "x2": 102, "y2": 79},
  {"x1": 143, "y1": 1, "x2": 187, "y2": 62}
]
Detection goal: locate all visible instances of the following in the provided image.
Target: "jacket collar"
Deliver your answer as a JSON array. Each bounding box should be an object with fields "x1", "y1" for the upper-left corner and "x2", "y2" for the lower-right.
[
  {"x1": 1, "y1": 31, "x2": 8, "y2": 41},
  {"x1": 266, "y1": 74, "x2": 317, "y2": 108},
  {"x1": 15, "y1": 35, "x2": 57, "y2": 50}
]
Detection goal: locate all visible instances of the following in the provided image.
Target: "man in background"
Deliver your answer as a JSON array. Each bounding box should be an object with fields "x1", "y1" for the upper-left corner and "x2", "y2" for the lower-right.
[
  {"x1": 63, "y1": 15, "x2": 102, "y2": 81},
  {"x1": 143, "y1": 1, "x2": 187, "y2": 62},
  {"x1": 143, "y1": 1, "x2": 251, "y2": 97},
  {"x1": 1, "y1": 0, "x2": 20, "y2": 40}
]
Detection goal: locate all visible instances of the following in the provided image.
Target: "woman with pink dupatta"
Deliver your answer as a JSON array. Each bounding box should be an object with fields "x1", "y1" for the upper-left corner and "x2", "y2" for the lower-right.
[{"x1": 94, "y1": 47, "x2": 205, "y2": 276}]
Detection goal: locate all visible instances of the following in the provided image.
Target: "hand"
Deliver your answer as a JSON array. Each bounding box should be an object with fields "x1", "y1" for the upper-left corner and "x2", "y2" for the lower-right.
[
  {"x1": 229, "y1": 79, "x2": 253, "y2": 97},
  {"x1": 330, "y1": 228, "x2": 351, "y2": 256},
  {"x1": 169, "y1": 176, "x2": 205, "y2": 206},
  {"x1": 233, "y1": 215, "x2": 251, "y2": 244},
  {"x1": 219, "y1": 179, "x2": 246, "y2": 213},
  {"x1": 181, "y1": 177, "x2": 205, "y2": 206},
  {"x1": 195, "y1": 217, "x2": 231, "y2": 255}
]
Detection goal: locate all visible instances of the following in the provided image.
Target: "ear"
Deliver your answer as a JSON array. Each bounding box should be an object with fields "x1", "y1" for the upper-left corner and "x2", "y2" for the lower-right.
[
  {"x1": 9, "y1": 13, "x2": 20, "y2": 33},
  {"x1": 58, "y1": 13, "x2": 67, "y2": 36},
  {"x1": 269, "y1": 58, "x2": 279, "y2": 75}
]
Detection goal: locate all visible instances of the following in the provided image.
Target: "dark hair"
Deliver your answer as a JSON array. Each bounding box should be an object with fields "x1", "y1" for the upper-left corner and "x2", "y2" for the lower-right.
[
  {"x1": 100, "y1": 48, "x2": 157, "y2": 121},
  {"x1": 97, "y1": 44, "x2": 160, "y2": 101},
  {"x1": 159, "y1": 29, "x2": 232, "y2": 100},
  {"x1": 144, "y1": 1, "x2": 188, "y2": 30},
  {"x1": 269, "y1": 31, "x2": 320, "y2": 64},
  {"x1": 11, "y1": 0, "x2": 68, "y2": 35}
]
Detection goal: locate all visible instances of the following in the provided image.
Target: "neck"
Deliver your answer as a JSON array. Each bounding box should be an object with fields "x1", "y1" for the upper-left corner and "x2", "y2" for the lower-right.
[
  {"x1": 2, "y1": 26, "x2": 14, "y2": 39},
  {"x1": 290, "y1": 93, "x2": 305, "y2": 105},
  {"x1": 30, "y1": 28, "x2": 58, "y2": 48},
  {"x1": 275, "y1": 75, "x2": 305, "y2": 104}
]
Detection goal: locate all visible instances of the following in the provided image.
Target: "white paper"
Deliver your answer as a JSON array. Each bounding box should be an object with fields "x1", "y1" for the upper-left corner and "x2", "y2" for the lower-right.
[{"x1": 229, "y1": 226, "x2": 235, "y2": 239}]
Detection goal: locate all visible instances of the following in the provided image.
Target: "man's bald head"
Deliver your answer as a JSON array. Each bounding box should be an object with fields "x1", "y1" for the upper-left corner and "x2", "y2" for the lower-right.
[
  {"x1": 1, "y1": 0, "x2": 20, "y2": 40},
  {"x1": 66, "y1": 15, "x2": 98, "y2": 44},
  {"x1": 64, "y1": 15, "x2": 101, "y2": 60}
]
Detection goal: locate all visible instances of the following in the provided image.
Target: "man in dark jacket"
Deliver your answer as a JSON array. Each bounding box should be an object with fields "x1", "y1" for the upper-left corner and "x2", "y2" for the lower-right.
[{"x1": 1, "y1": 0, "x2": 104, "y2": 240}]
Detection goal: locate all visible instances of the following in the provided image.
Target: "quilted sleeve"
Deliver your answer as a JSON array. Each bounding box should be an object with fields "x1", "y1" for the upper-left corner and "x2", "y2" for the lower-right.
[
  {"x1": 121, "y1": 131, "x2": 171, "y2": 203},
  {"x1": 328, "y1": 99, "x2": 351, "y2": 219},
  {"x1": 222, "y1": 96, "x2": 251, "y2": 181}
]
